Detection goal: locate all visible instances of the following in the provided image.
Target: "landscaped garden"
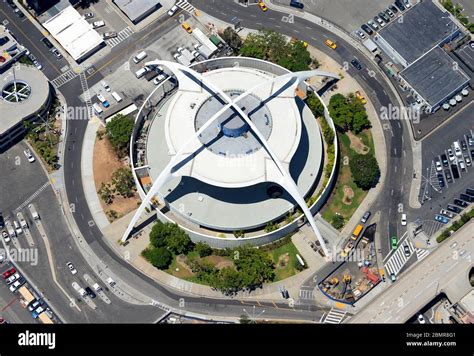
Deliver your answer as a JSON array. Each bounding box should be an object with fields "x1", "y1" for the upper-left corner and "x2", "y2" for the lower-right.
[{"x1": 142, "y1": 221, "x2": 306, "y2": 295}]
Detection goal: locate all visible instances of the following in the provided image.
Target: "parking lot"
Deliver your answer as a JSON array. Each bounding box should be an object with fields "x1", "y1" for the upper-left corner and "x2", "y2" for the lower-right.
[
  {"x1": 274, "y1": 0, "x2": 397, "y2": 33},
  {"x1": 418, "y1": 104, "x2": 474, "y2": 227},
  {"x1": 87, "y1": 17, "x2": 227, "y2": 119}
]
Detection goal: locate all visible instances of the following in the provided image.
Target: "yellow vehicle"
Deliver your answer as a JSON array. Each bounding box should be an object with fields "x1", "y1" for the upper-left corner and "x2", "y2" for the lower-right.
[
  {"x1": 325, "y1": 39, "x2": 337, "y2": 49},
  {"x1": 258, "y1": 0, "x2": 268, "y2": 11},
  {"x1": 291, "y1": 37, "x2": 308, "y2": 48},
  {"x1": 351, "y1": 224, "x2": 364, "y2": 241},
  {"x1": 355, "y1": 90, "x2": 367, "y2": 104},
  {"x1": 181, "y1": 22, "x2": 192, "y2": 33},
  {"x1": 38, "y1": 312, "x2": 54, "y2": 324}
]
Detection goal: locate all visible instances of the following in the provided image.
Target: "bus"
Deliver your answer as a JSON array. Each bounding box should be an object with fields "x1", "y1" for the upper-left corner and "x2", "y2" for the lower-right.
[
  {"x1": 18, "y1": 286, "x2": 35, "y2": 305},
  {"x1": 351, "y1": 224, "x2": 364, "y2": 241},
  {"x1": 38, "y1": 312, "x2": 54, "y2": 324}
]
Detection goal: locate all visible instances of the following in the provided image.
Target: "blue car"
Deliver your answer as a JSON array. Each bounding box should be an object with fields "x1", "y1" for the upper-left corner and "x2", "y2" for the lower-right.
[{"x1": 434, "y1": 215, "x2": 449, "y2": 224}]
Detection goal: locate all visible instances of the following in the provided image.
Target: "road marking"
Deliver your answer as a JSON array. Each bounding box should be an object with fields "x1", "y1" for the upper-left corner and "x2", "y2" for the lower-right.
[
  {"x1": 384, "y1": 238, "x2": 415, "y2": 276},
  {"x1": 415, "y1": 248, "x2": 430, "y2": 262},
  {"x1": 176, "y1": 0, "x2": 196, "y2": 14},
  {"x1": 51, "y1": 69, "x2": 79, "y2": 88},
  {"x1": 106, "y1": 26, "x2": 134, "y2": 48},
  {"x1": 323, "y1": 308, "x2": 347, "y2": 324},
  {"x1": 16, "y1": 181, "x2": 50, "y2": 212}
]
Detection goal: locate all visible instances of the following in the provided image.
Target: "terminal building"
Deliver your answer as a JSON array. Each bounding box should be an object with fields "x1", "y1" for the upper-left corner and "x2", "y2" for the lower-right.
[
  {"x1": 374, "y1": 0, "x2": 470, "y2": 112},
  {"x1": 0, "y1": 65, "x2": 52, "y2": 152},
  {"x1": 124, "y1": 57, "x2": 340, "y2": 249},
  {"x1": 0, "y1": 25, "x2": 27, "y2": 74}
]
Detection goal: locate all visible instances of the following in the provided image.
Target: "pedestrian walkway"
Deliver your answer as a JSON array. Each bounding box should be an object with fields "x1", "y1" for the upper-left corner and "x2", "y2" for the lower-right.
[
  {"x1": 322, "y1": 308, "x2": 347, "y2": 324},
  {"x1": 15, "y1": 181, "x2": 51, "y2": 212},
  {"x1": 415, "y1": 248, "x2": 430, "y2": 262},
  {"x1": 176, "y1": 0, "x2": 196, "y2": 14},
  {"x1": 383, "y1": 238, "x2": 415, "y2": 276},
  {"x1": 51, "y1": 69, "x2": 79, "y2": 88},
  {"x1": 79, "y1": 71, "x2": 94, "y2": 120},
  {"x1": 106, "y1": 27, "x2": 134, "y2": 48},
  {"x1": 298, "y1": 287, "x2": 314, "y2": 301}
]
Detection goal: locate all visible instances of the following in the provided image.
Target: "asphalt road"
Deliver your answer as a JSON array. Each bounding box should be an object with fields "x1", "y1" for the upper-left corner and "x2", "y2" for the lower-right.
[{"x1": 0, "y1": 3, "x2": 68, "y2": 79}]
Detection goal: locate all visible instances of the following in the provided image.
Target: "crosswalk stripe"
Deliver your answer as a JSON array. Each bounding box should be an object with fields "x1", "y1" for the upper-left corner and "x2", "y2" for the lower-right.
[
  {"x1": 384, "y1": 239, "x2": 414, "y2": 276},
  {"x1": 416, "y1": 248, "x2": 430, "y2": 262},
  {"x1": 51, "y1": 69, "x2": 78, "y2": 88},
  {"x1": 323, "y1": 308, "x2": 346, "y2": 324},
  {"x1": 106, "y1": 26, "x2": 134, "y2": 48},
  {"x1": 16, "y1": 181, "x2": 50, "y2": 212},
  {"x1": 176, "y1": 0, "x2": 196, "y2": 14},
  {"x1": 299, "y1": 289, "x2": 314, "y2": 300}
]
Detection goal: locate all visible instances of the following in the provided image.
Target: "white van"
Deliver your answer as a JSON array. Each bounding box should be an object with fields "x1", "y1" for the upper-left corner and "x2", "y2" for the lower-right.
[
  {"x1": 133, "y1": 51, "x2": 147, "y2": 64},
  {"x1": 92, "y1": 103, "x2": 103, "y2": 114},
  {"x1": 135, "y1": 66, "x2": 150, "y2": 79},
  {"x1": 111, "y1": 91, "x2": 122, "y2": 102},
  {"x1": 453, "y1": 141, "x2": 462, "y2": 157}
]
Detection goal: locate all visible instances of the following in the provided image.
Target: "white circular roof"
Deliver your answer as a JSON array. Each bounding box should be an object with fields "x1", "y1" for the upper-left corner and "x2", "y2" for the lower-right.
[{"x1": 164, "y1": 67, "x2": 302, "y2": 188}]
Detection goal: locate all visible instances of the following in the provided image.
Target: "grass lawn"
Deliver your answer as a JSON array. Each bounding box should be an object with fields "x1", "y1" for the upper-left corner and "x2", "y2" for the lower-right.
[
  {"x1": 322, "y1": 130, "x2": 372, "y2": 229},
  {"x1": 268, "y1": 241, "x2": 302, "y2": 281}
]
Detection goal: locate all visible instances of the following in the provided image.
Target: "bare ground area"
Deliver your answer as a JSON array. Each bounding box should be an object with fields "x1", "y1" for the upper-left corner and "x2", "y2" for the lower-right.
[
  {"x1": 347, "y1": 131, "x2": 369, "y2": 154},
  {"x1": 93, "y1": 129, "x2": 139, "y2": 221}
]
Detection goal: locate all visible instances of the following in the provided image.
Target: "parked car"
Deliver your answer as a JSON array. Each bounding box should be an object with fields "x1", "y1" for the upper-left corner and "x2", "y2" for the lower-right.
[
  {"x1": 101, "y1": 81, "x2": 111, "y2": 92},
  {"x1": 389, "y1": 5, "x2": 399, "y2": 13},
  {"x1": 378, "y1": 12, "x2": 390, "y2": 22},
  {"x1": 453, "y1": 199, "x2": 468, "y2": 208},
  {"x1": 437, "y1": 174, "x2": 445, "y2": 188},
  {"x1": 355, "y1": 30, "x2": 366, "y2": 39},
  {"x1": 51, "y1": 48, "x2": 62, "y2": 59},
  {"x1": 9, "y1": 278, "x2": 25, "y2": 292},
  {"x1": 394, "y1": 1, "x2": 406, "y2": 11},
  {"x1": 2, "y1": 231, "x2": 10, "y2": 243},
  {"x1": 385, "y1": 8, "x2": 395, "y2": 18},
  {"x1": 361, "y1": 24, "x2": 374, "y2": 35},
  {"x1": 28, "y1": 300, "x2": 41, "y2": 312},
  {"x1": 435, "y1": 160, "x2": 442, "y2": 172},
  {"x1": 83, "y1": 12, "x2": 94, "y2": 19},
  {"x1": 33, "y1": 60, "x2": 43, "y2": 70},
  {"x1": 441, "y1": 154, "x2": 448, "y2": 167},
  {"x1": 41, "y1": 37, "x2": 54, "y2": 49},
  {"x1": 390, "y1": 273, "x2": 397, "y2": 282},
  {"x1": 464, "y1": 154, "x2": 471, "y2": 166},
  {"x1": 374, "y1": 16, "x2": 385, "y2": 27},
  {"x1": 23, "y1": 149, "x2": 35, "y2": 163},
  {"x1": 96, "y1": 93, "x2": 110, "y2": 108},
  {"x1": 5, "y1": 273, "x2": 21, "y2": 285},
  {"x1": 85, "y1": 286, "x2": 96, "y2": 299},
  {"x1": 360, "y1": 211, "x2": 371, "y2": 224},
  {"x1": 404, "y1": 0, "x2": 412, "y2": 8},
  {"x1": 66, "y1": 262, "x2": 77, "y2": 275},
  {"x1": 2, "y1": 267, "x2": 16, "y2": 279},
  {"x1": 447, "y1": 149, "x2": 455, "y2": 161},
  {"x1": 447, "y1": 204, "x2": 462, "y2": 214},
  {"x1": 440, "y1": 209, "x2": 454, "y2": 219},
  {"x1": 434, "y1": 215, "x2": 449, "y2": 224},
  {"x1": 445, "y1": 170, "x2": 452, "y2": 183},
  {"x1": 367, "y1": 20, "x2": 379, "y2": 31}
]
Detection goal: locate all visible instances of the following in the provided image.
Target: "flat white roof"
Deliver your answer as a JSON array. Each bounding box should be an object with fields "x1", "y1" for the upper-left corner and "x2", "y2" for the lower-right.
[{"x1": 43, "y1": 6, "x2": 103, "y2": 61}]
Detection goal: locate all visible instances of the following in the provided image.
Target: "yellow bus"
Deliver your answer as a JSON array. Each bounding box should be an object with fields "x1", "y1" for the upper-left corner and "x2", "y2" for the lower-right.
[
  {"x1": 38, "y1": 312, "x2": 54, "y2": 324},
  {"x1": 351, "y1": 224, "x2": 364, "y2": 240},
  {"x1": 18, "y1": 286, "x2": 35, "y2": 305}
]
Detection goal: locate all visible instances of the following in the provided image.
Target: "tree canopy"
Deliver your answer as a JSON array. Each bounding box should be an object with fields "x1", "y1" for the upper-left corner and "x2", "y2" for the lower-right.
[
  {"x1": 328, "y1": 93, "x2": 371, "y2": 134},
  {"x1": 149, "y1": 221, "x2": 194, "y2": 255},
  {"x1": 239, "y1": 30, "x2": 313, "y2": 71},
  {"x1": 105, "y1": 114, "x2": 134, "y2": 158},
  {"x1": 349, "y1": 153, "x2": 380, "y2": 190}
]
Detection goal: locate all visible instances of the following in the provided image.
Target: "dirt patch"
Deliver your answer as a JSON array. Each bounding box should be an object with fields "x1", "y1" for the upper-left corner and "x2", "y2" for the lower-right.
[
  {"x1": 203, "y1": 255, "x2": 234, "y2": 270},
  {"x1": 93, "y1": 129, "x2": 140, "y2": 221},
  {"x1": 347, "y1": 131, "x2": 369, "y2": 154},
  {"x1": 176, "y1": 255, "x2": 194, "y2": 274},
  {"x1": 342, "y1": 185, "x2": 354, "y2": 205},
  {"x1": 277, "y1": 253, "x2": 290, "y2": 269}
]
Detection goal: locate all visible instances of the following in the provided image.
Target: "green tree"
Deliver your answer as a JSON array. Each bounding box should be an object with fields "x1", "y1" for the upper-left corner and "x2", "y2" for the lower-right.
[
  {"x1": 306, "y1": 92, "x2": 325, "y2": 118},
  {"x1": 105, "y1": 114, "x2": 134, "y2": 158},
  {"x1": 166, "y1": 231, "x2": 194, "y2": 255},
  {"x1": 233, "y1": 246, "x2": 275, "y2": 290},
  {"x1": 331, "y1": 214, "x2": 345, "y2": 230},
  {"x1": 149, "y1": 221, "x2": 193, "y2": 254},
  {"x1": 98, "y1": 183, "x2": 114, "y2": 204},
  {"x1": 111, "y1": 167, "x2": 135, "y2": 198},
  {"x1": 142, "y1": 247, "x2": 172, "y2": 269},
  {"x1": 350, "y1": 153, "x2": 380, "y2": 190},
  {"x1": 213, "y1": 267, "x2": 243, "y2": 295},
  {"x1": 222, "y1": 26, "x2": 242, "y2": 51},
  {"x1": 194, "y1": 242, "x2": 213, "y2": 257},
  {"x1": 352, "y1": 110, "x2": 371, "y2": 134},
  {"x1": 328, "y1": 93, "x2": 353, "y2": 131}
]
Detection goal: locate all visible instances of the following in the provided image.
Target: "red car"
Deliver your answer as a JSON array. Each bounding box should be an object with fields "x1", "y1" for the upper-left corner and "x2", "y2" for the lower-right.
[{"x1": 2, "y1": 267, "x2": 16, "y2": 279}]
